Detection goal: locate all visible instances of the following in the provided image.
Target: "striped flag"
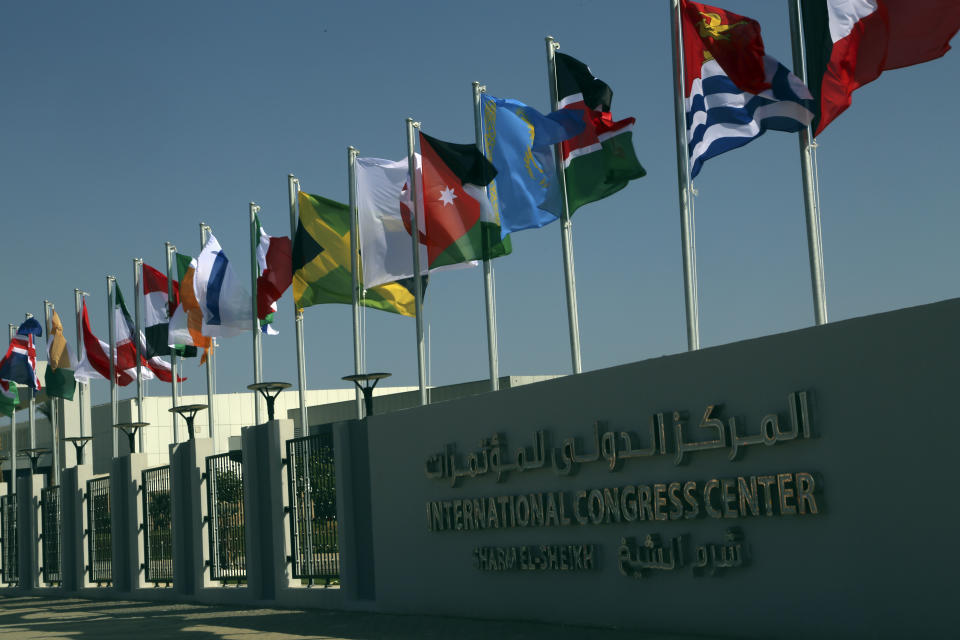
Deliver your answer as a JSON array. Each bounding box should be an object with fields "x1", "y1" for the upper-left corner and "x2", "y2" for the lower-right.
[
  {"x1": 0, "y1": 332, "x2": 41, "y2": 391},
  {"x1": 168, "y1": 253, "x2": 212, "y2": 362},
  {"x1": 74, "y1": 300, "x2": 139, "y2": 385},
  {"x1": 143, "y1": 263, "x2": 198, "y2": 358},
  {"x1": 682, "y1": 0, "x2": 814, "y2": 178}
]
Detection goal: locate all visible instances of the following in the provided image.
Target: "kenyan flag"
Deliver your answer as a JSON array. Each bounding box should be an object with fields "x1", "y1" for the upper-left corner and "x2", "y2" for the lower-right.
[{"x1": 554, "y1": 52, "x2": 646, "y2": 215}]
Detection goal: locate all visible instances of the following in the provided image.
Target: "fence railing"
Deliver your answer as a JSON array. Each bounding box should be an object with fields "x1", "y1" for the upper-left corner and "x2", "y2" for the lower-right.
[
  {"x1": 286, "y1": 431, "x2": 339, "y2": 584},
  {"x1": 142, "y1": 466, "x2": 173, "y2": 584},
  {"x1": 41, "y1": 485, "x2": 62, "y2": 585},
  {"x1": 206, "y1": 453, "x2": 246, "y2": 582},
  {"x1": 87, "y1": 476, "x2": 112, "y2": 585},
  {"x1": 1, "y1": 494, "x2": 17, "y2": 585}
]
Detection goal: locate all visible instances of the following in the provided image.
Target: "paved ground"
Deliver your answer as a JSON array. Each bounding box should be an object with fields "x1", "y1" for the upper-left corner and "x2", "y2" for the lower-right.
[{"x1": 0, "y1": 594, "x2": 742, "y2": 640}]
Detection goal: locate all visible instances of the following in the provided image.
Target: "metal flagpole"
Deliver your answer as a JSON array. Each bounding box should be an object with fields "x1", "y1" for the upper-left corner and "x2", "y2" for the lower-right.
[
  {"x1": 472, "y1": 81, "x2": 501, "y2": 392},
  {"x1": 43, "y1": 301, "x2": 61, "y2": 486},
  {"x1": 249, "y1": 203, "x2": 263, "y2": 425},
  {"x1": 24, "y1": 314, "x2": 36, "y2": 456},
  {"x1": 788, "y1": 0, "x2": 828, "y2": 325},
  {"x1": 133, "y1": 259, "x2": 146, "y2": 452},
  {"x1": 107, "y1": 276, "x2": 118, "y2": 458},
  {"x1": 164, "y1": 244, "x2": 180, "y2": 444},
  {"x1": 545, "y1": 36, "x2": 584, "y2": 374},
  {"x1": 287, "y1": 175, "x2": 309, "y2": 435},
  {"x1": 74, "y1": 289, "x2": 88, "y2": 445},
  {"x1": 7, "y1": 325, "x2": 17, "y2": 497},
  {"x1": 405, "y1": 118, "x2": 428, "y2": 406},
  {"x1": 669, "y1": 1, "x2": 701, "y2": 351},
  {"x1": 199, "y1": 223, "x2": 216, "y2": 443},
  {"x1": 348, "y1": 147, "x2": 364, "y2": 418}
]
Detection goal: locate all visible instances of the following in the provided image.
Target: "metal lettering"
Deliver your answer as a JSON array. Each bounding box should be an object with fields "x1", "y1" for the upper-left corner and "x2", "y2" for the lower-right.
[
  {"x1": 721, "y1": 478, "x2": 738, "y2": 519},
  {"x1": 756, "y1": 475, "x2": 776, "y2": 516},
  {"x1": 668, "y1": 482, "x2": 684, "y2": 520},
  {"x1": 573, "y1": 491, "x2": 588, "y2": 525},
  {"x1": 621, "y1": 485, "x2": 638, "y2": 522},
  {"x1": 637, "y1": 484, "x2": 653, "y2": 521},
  {"x1": 603, "y1": 487, "x2": 621, "y2": 524},
  {"x1": 777, "y1": 472, "x2": 797, "y2": 515},
  {"x1": 587, "y1": 489, "x2": 604, "y2": 525},
  {"x1": 653, "y1": 483, "x2": 668, "y2": 521},
  {"x1": 704, "y1": 479, "x2": 722, "y2": 518},
  {"x1": 796, "y1": 472, "x2": 818, "y2": 515},
  {"x1": 738, "y1": 476, "x2": 759, "y2": 517}
]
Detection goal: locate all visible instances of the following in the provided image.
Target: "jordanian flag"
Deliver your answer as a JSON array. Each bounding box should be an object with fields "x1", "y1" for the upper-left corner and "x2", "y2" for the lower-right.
[
  {"x1": 554, "y1": 52, "x2": 646, "y2": 214},
  {"x1": 801, "y1": 0, "x2": 960, "y2": 134},
  {"x1": 44, "y1": 309, "x2": 76, "y2": 400},
  {"x1": 293, "y1": 191, "x2": 425, "y2": 317},
  {"x1": 405, "y1": 131, "x2": 511, "y2": 268}
]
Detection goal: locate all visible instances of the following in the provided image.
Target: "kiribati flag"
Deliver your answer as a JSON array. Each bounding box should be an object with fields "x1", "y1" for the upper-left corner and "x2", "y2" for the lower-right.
[
  {"x1": 682, "y1": 0, "x2": 815, "y2": 178},
  {"x1": 0, "y1": 332, "x2": 41, "y2": 391}
]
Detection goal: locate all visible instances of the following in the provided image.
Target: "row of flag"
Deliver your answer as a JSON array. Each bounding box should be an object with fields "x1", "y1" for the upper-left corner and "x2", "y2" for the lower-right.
[{"x1": 1, "y1": 0, "x2": 956, "y2": 424}]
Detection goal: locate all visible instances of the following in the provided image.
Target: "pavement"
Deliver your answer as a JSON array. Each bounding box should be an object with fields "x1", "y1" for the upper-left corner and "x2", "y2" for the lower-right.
[{"x1": 0, "y1": 594, "x2": 742, "y2": 640}]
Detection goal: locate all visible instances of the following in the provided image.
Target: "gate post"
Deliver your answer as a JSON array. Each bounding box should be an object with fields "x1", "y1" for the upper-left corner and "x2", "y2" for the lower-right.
[
  {"x1": 60, "y1": 463, "x2": 93, "y2": 591},
  {"x1": 169, "y1": 438, "x2": 214, "y2": 596},
  {"x1": 241, "y1": 419, "x2": 295, "y2": 601},
  {"x1": 112, "y1": 453, "x2": 150, "y2": 593},
  {"x1": 17, "y1": 474, "x2": 44, "y2": 590}
]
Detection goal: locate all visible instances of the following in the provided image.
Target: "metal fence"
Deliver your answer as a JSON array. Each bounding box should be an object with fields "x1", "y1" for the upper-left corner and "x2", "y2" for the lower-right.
[
  {"x1": 87, "y1": 476, "x2": 112, "y2": 585},
  {"x1": 286, "y1": 431, "x2": 339, "y2": 583},
  {"x1": 206, "y1": 453, "x2": 246, "y2": 582},
  {"x1": 41, "y1": 485, "x2": 62, "y2": 584},
  {"x1": 1, "y1": 494, "x2": 17, "y2": 585},
  {"x1": 142, "y1": 466, "x2": 173, "y2": 584}
]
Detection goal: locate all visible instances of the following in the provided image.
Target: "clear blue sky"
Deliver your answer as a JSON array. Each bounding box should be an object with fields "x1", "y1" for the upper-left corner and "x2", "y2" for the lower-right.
[{"x1": 2, "y1": 1, "x2": 957, "y2": 410}]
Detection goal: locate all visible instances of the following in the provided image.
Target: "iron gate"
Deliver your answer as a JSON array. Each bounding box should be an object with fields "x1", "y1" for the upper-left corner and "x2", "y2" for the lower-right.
[
  {"x1": 206, "y1": 453, "x2": 246, "y2": 581},
  {"x1": 41, "y1": 485, "x2": 61, "y2": 584},
  {"x1": 87, "y1": 476, "x2": 112, "y2": 585},
  {"x1": 1, "y1": 494, "x2": 17, "y2": 585},
  {"x1": 286, "y1": 431, "x2": 339, "y2": 583},
  {"x1": 142, "y1": 466, "x2": 173, "y2": 584}
]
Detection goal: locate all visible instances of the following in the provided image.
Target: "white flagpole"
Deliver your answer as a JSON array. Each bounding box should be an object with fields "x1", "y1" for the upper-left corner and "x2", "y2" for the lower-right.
[
  {"x1": 164, "y1": 244, "x2": 180, "y2": 444},
  {"x1": 788, "y1": 0, "x2": 828, "y2": 325},
  {"x1": 43, "y1": 301, "x2": 61, "y2": 486},
  {"x1": 7, "y1": 325, "x2": 17, "y2": 497},
  {"x1": 287, "y1": 175, "x2": 309, "y2": 435},
  {"x1": 545, "y1": 37, "x2": 584, "y2": 374},
  {"x1": 23, "y1": 314, "x2": 37, "y2": 457},
  {"x1": 107, "y1": 276, "x2": 118, "y2": 458},
  {"x1": 472, "y1": 81, "x2": 501, "y2": 392},
  {"x1": 74, "y1": 289, "x2": 89, "y2": 445},
  {"x1": 405, "y1": 118, "x2": 428, "y2": 406},
  {"x1": 199, "y1": 223, "x2": 216, "y2": 443},
  {"x1": 133, "y1": 259, "x2": 145, "y2": 453},
  {"x1": 249, "y1": 202, "x2": 263, "y2": 425},
  {"x1": 669, "y1": 1, "x2": 701, "y2": 351},
  {"x1": 348, "y1": 147, "x2": 364, "y2": 418}
]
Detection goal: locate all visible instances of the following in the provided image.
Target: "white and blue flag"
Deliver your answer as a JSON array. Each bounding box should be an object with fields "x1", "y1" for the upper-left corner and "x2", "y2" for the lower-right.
[{"x1": 686, "y1": 55, "x2": 814, "y2": 178}]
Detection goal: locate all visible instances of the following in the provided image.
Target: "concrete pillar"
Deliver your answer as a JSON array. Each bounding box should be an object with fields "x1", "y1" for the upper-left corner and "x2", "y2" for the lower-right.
[
  {"x1": 111, "y1": 453, "x2": 150, "y2": 593},
  {"x1": 332, "y1": 419, "x2": 376, "y2": 604},
  {"x1": 16, "y1": 474, "x2": 44, "y2": 590},
  {"x1": 169, "y1": 437, "x2": 214, "y2": 596},
  {"x1": 59, "y1": 464, "x2": 93, "y2": 591},
  {"x1": 241, "y1": 419, "x2": 295, "y2": 600}
]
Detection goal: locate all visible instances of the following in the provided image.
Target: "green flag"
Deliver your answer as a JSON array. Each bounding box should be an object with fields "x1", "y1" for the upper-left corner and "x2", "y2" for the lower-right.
[
  {"x1": 44, "y1": 309, "x2": 76, "y2": 401},
  {"x1": 293, "y1": 192, "x2": 425, "y2": 316},
  {"x1": 0, "y1": 381, "x2": 19, "y2": 417}
]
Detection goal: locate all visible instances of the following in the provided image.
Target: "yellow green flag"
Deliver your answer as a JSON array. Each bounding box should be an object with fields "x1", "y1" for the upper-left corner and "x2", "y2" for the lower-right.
[{"x1": 292, "y1": 192, "x2": 423, "y2": 316}]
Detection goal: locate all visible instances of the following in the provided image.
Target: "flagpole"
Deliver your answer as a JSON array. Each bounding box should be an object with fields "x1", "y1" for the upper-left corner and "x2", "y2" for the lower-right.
[
  {"x1": 23, "y1": 313, "x2": 37, "y2": 459},
  {"x1": 788, "y1": 0, "x2": 828, "y2": 325},
  {"x1": 669, "y1": 1, "x2": 701, "y2": 351},
  {"x1": 107, "y1": 276, "x2": 118, "y2": 459},
  {"x1": 348, "y1": 147, "x2": 364, "y2": 418},
  {"x1": 287, "y1": 175, "x2": 309, "y2": 435},
  {"x1": 7, "y1": 325, "x2": 17, "y2": 497},
  {"x1": 545, "y1": 37, "x2": 584, "y2": 374},
  {"x1": 405, "y1": 118, "x2": 428, "y2": 406},
  {"x1": 164, "y1": 244, "x2": 180, "y2": 444},
  {"x1": 43, "y1": 301, "x2": 61, "y2": 486},
  {"x1": 74, "y1": 289, "x2": 88, "y2": 446},
  {"x1": 249, "y1": 202, "x2": 263, "y2": 425},
  {"x1": 133, "y1": 259, "x2": 145, "y2": 453},
  {"x1": 199, "y1": 223, "x2": 216, "y2": 444},
  {"x1": 472, "y1": 81, "x2": 501, "y2": 392}
]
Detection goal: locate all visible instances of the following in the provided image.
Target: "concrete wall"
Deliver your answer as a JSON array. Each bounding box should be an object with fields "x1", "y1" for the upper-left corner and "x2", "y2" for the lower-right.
[{"x1": 364, "y1": 298, "x2": 960, "y2": 638}]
